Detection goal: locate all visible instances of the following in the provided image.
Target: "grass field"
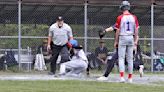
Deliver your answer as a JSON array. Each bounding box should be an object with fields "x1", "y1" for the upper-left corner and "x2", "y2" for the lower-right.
[{"x1": 0, "y1": 80, "x2": 164, "y2": 92}]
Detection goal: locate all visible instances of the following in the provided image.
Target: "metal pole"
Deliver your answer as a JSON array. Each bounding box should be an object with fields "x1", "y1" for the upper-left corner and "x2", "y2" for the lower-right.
[
  {"x1": 151, "y1": 3, "x2": 154, "y2": 72},
  {"x1": 84, "y1": 1, "x2": 88, "y2": 53},
  {"x1": 18, "y1": 0, "x2": 22, "y2": 70}
]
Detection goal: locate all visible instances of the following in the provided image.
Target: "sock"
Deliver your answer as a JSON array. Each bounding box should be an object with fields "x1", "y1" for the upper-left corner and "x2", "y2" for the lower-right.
[
  {"x1": 120, "y1": 72, "x2": 124, "y2": 78},
  {"x1": 128, "y1": 74, "x2": 132, "y2": 79}
]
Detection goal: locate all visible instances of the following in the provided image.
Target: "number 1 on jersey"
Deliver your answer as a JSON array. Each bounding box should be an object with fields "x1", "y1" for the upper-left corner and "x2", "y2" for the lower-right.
[{"x1": 126, "y1": 21, "x2": 130, "y2": 31}]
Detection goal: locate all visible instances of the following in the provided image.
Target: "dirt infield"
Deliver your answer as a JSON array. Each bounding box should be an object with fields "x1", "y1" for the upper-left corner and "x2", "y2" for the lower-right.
[{"x1": 0, "y1": 73, "x2": 164, "y2": 85}]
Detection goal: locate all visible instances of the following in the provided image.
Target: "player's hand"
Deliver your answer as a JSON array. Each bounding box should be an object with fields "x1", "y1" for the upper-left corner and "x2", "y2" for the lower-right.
[
  {"x1": 47, "y1": 45, "x2": 51, "y2": 51},
  {"x1": 133, "y1": 45, "x2": 137, "y2": 54},
  {"x1": 114, "y1": 42, "x2": 118, "y2": 48},
  {"x1": 102, "y1": 60, "x2": 107, "y2": 64},
  {"x1": 134, "y1": 41, "x2": 138, "y2": 46},
  {"x1": 100, "y1": 59, "x2": 106, "y2": 64}
]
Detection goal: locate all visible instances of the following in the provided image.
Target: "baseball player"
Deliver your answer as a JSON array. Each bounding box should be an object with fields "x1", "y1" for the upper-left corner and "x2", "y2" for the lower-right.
[
  {"x1": 115, "y1": 0, "x2": 139, "y2": 83},
  {"x1": 97, "y1": 25, "x2": 143, "y2": 81},
  {"x1": 47, "y1": 16, "x2": 73, "y2": 75},
  {"x1": 59, "y1": 40, "x2": 88, "y2": 77}
]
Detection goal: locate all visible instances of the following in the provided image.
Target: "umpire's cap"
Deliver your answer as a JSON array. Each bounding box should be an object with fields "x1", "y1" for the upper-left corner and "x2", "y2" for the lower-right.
[{"x1": 56, "y1": 16, "x2": 64, "y2": 21}]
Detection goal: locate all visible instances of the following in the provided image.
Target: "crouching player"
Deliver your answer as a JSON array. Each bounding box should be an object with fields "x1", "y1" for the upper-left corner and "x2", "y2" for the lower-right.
[{"x1": 59, "y1": 40, "x2": 88, "y2": 77}]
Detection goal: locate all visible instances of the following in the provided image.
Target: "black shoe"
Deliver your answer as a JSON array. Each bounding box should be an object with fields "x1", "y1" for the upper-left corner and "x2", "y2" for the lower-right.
[{"x1": 48, "y1": 72, "x2": 55, "y2": 75}]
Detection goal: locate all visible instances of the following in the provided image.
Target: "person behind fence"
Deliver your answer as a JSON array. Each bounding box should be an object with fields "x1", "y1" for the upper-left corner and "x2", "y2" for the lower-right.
[
  {"x1": 95, "y1": 40, "x2": 108, "y2": 70},
  {"x1": 0, "y1": 50, "x2": 17, "y2": 70},
  {"x1": 47, "y1": 16, "x2": 73, "y2": 75},
  {"x1": 59, "y1": 40, "x2": 88, "y2": 77}
]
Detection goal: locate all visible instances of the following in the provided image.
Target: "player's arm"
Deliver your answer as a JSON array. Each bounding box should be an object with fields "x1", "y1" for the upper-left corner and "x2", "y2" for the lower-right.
[
  {"x1": 47, "y1": 27, "x2": 53, "y2": 51},
  {"x1": 114, "y1": 16, "x2": 121, "y2": 48},
  {"x1": 134, "y1": 16, "x2": 139, "y2": 46},
  {"x1": 105, "y1": 25, "x2": 115, "y2": 32},
  {"x1": 47, "y1": 36, "x2": 52, "y2": 46},
  {"x1": 114, "y1": 29, "x2": 119, "y2": 48},
  {"x1": 98, "y1": 25, "x2": 116, "y2": 39},
  {"x1": 67, "y1": 25, "x2": 74, "y2": 48},
  {"x1": 105, "y1": 26, "x2": 114, "y2": 32},
  {"x1": 134, "y1": 30, "x2": 139, "y2": 46}
]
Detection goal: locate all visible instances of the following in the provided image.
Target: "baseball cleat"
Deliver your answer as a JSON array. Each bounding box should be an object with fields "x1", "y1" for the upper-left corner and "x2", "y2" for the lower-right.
[
  {"x1": 97, "y1": 76, "x2": 108, "y2": 81},
  {"x1": 128, "y1": 78, "x2": 133, "y2": 83},
  {"x1": 120, "y1": 77, "x2": 125, "y2": 83}
]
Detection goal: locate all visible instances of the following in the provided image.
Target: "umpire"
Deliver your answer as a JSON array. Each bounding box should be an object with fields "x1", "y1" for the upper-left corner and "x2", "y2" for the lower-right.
[{"x1": 47, "y1": 16, "x2": 73, "y2": 75}]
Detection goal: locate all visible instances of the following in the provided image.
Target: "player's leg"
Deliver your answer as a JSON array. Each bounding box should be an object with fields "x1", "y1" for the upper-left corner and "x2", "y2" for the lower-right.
[
  {"x1": 59, "y1": 61, "x2": 74, "y2": 75},
  {"x1": 61, "y1": 60, "x2": 87, "y2": 76},
  {"x1": 97, "y1": 49, "x2": 118, "y2": 81},
  {"x1": 59, "y1": 63, "x2": 67, "y2": 75},
  {"x1": 126, "y1": 45, "x2": 134, "y2": 82},
  {"x1": 136, "y1": 45, "x2": 144, "y2": 77},
  {"x1": 139, "y1": 64, "x2": 144, "y2": 77},
  {"x1": 104, "y1": 49, "x2": 118, "y2": 77},
  {"x1": 118, "y1": 44, "x2": 126, "y2": 82},
  {"x1": 86, "y1": 64, "x2": 90, "y2": 76}
]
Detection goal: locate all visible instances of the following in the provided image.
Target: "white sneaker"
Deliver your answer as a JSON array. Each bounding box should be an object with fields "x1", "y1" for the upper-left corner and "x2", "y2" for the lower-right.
[
  {"x1": 97, "y1": 76, "x2": 108, "y2": 81},
  {"x1": 139, "y1": 65, "x2": 144, "y2": 77},
  {"x1": 128, "y1": 78, "x2": 133, "y2": 83},
  {"x1": 120, "y1": 77, "x2": 125, "y2": 83}
]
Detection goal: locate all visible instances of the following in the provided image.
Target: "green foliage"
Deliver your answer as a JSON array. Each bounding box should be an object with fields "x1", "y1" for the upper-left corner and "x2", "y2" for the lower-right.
[
  {"x1": 0, "y1": 24, "x2": 18, "y2": 36},
  {"x1": 0, "y1": 24, "x2": 153, "y2": 52}
]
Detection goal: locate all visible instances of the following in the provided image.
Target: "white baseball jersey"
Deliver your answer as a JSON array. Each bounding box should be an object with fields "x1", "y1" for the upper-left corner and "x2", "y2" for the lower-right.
[
  {"x1": 72, "y1": 49, "x2": 88, "y2": 64},
  {"x1": 48, "y1": 23, "x2": 73, "y2": 46},
  {"x1": 115, "y1": 13, "x2": 139, "y2": 36}
]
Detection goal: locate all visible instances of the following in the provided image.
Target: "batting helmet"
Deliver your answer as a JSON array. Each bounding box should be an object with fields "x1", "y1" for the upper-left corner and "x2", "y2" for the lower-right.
[
  {"x1": 69, "y1": 39, "x2": 78, "y2": 47},
  {"x1": 120, "y1": 0, "x2": 130, "y2": 11}
]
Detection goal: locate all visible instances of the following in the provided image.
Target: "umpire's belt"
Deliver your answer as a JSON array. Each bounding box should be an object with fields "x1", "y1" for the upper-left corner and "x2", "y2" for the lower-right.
[{"x1": 51, "y1": 42, "x2": 66, "y2": 48}]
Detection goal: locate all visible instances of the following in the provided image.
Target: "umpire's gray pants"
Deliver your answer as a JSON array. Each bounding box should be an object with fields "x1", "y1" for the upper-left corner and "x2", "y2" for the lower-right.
[{"x1": 118, "y1": 35, "x2": 134, "y2": 74}]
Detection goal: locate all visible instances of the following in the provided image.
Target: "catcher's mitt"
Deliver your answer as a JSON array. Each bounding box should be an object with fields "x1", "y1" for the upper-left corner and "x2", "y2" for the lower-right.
[{"x1": 98, "y1": 29, "x2": 106, "y2": 39}]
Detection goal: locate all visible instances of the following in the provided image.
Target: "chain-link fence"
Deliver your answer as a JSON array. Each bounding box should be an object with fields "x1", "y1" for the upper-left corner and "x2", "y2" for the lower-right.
[{"x1": 0, "y1": 0, "x2": 164, "y2": 72}]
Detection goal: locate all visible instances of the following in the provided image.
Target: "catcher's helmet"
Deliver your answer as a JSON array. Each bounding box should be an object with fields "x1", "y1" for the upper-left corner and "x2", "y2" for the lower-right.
[{"x1": 120, "y1": 0, "x2": 130, "y2": 11}]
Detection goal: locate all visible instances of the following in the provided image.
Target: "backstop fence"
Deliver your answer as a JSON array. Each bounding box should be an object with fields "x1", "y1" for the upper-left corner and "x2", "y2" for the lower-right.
[{"x1": 0, "y1": 0, "x2": 164, "y2": 72}]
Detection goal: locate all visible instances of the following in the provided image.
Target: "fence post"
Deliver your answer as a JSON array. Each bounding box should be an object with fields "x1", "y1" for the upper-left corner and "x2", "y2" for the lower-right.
[
  {"x1": 18, "y1": 0, "x2": 22, "y2": 70},
  {"x1": 151, "y1": 2, "x2": 155, "y2": 72},
  {"x1": 84, "y1": 0, "x2": 88, "y2": 53}
]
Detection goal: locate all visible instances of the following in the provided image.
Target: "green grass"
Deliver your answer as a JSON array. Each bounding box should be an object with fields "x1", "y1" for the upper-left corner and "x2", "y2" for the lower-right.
[{"x1": 0, "y1": 80, "x2": 164, "y2": 92}]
